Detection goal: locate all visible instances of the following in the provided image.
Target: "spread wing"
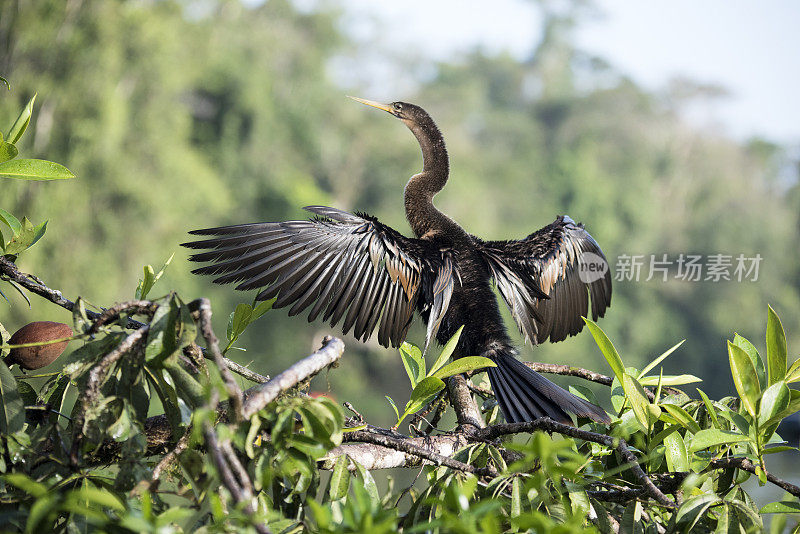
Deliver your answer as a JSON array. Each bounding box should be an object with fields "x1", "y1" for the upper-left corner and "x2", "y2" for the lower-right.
[
  {"x1": 477, "y1": 215, "x2": 612, "y2": 345},
  {"x1": 182, "y1": 206, "x2": 455, "y2": 350}
]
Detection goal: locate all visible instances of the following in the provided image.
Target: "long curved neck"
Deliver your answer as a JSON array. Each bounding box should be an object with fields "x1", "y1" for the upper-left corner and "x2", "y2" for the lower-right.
[{"x1": 403, "y1": 117, "x2": 451, "y2": 238}]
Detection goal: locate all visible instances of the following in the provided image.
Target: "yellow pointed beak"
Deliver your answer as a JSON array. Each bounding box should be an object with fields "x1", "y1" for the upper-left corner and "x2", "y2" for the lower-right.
[{"x1": 347, "y1": 96, "x2": 394, "y2": 113}]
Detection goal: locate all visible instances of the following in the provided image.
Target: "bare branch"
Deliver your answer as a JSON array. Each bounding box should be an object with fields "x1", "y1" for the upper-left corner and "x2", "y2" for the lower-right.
[
  {"x1": 710, "y1": 457, "x2": 800, "y2": 498},
  {"x1": 242, "y1": 336, "x2": 345, "y2": 418},
  {"x1": 87, "y1": 300, "x2": 158, "y2": 334},
  {"x1": 524, "y1": 361, "x2": 613, "y2": 387},
  {"x1": 193, "y1": 298, "x2": 244, "y2": 422},
  {"x1": 321, "y1": 431, "x2": 494, "y2": 475},
  {"x1": 221, "y1": 358, "x2": 270, "y2": 384},
  {"x1": 446, "y1": 375, "x2": 485, "y2": 430},
  {"x1": 204, "y1": 422, "x2": 271, "y2": 534}
]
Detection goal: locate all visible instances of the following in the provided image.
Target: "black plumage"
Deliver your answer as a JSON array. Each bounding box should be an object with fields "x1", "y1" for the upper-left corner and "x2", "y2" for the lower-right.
[{"x1": 183, "y1": 97, "x2": 612, "y2": 425}]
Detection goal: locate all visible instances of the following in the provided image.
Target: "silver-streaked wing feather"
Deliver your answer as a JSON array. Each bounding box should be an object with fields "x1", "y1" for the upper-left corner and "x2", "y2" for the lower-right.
[
  {"x1": 478, "y1": 215, "x2": 612, "y2": 344},
  {"x1": 183, "y1": 206, "x2": 455, "y2": 349}
]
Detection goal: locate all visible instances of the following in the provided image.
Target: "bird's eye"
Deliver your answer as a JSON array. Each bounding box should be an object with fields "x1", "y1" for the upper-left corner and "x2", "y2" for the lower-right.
[{"x1": 393, "y1": 102, "x2": 403, "y2": 111}]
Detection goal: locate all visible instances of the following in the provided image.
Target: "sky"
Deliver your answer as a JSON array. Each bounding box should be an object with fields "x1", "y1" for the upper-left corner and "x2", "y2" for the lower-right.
[{"x1": 337, "y1": 0, "x2": 800, "y2": 146}]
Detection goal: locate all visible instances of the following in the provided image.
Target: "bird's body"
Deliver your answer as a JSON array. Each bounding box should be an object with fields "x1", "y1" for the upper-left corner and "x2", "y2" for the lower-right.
[{"x1": 184, "y1": 98, "x2": 612, "y2": 425}]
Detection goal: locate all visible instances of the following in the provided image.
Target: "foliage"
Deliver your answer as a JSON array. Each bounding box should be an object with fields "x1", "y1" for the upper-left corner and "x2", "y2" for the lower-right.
[
  {"x1": 2, "y1": 255, "x2": 800, "y2": 533},
  {"x1": 0, "y1": 86, "x2": 73, "y2": 261},
  {"x1": 387, "y1": 326, "x2": 495, "y2": 428}
]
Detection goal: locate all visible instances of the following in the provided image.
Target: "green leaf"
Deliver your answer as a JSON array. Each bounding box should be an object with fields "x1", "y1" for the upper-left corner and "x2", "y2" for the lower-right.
[
  {"x1": 429, "y1": 325, "x2": 463, "y2": 377},
  {"x1": 583, "y1": 318, "x2": 625, "y2": 383},
  {"x1": 3, "y1": 217, "x2": 46, "y2": 255},
  {"x1": 0, "y1": 207, "x2": 21, "y2": 235},
  {"x1": 0, "y1": 76, "x2": 8, "y2": 90},
  {"x1": 0, "y1": 360, "x2": 24, "y2": 433},
  {"x1": 353, "y1": 461, "x2": 380, "y2": 507},
  {"x1": 228, "y1": 303, "x2": 253, "y2": 341},
  {"x1": 663, "y1": 431, "x2": 690, "y2": 472},
  {"x1": 400, "y1": 342, "x2": 425, "y2": 388},
  {"x1": 590, "y1": 499, "x2": 615, "y2": 534},
  {"x1": 432, "y1": 356, "x2": 496, "y2": 380},
  {"x1": 696, "y1": 388, "x2": 720, "y2": 429},
  {"x1": 733, "y1": 333, "x2": 766, "y2": 390},
  {"x1": 3, "y1": 473, "x2": 48, "y2": 498},
  {"x1": 0, "y1": 158, "x2": 75, "y2": 180},
  {"x1": 728, "y1": 341, "x2": 761, "y2": 418},
  {"x1": 328, "y1": 454, "x2": 350, "y2": 500},
  {"x1": 766, "y1": 305, "x2": 787, "y2": 386},
  {"x1": 759, "y1": 500, "x2": 800, "y2": 514},
  {"x1": 6, "y1": 93, "x2": 35, "y2": 145},
  {"x1": 385, "y1": 396, "x2": 400, "y2": 421},
  {"x1": 638, "y1": 339, "x2": 685, "y2": 379},
  {"x1": 785, "y1": 357, "x2": 800, "y2": 383},
  {"x1": 136, "y1": 265, "x2": 155, "y2": 300},
  {"x1": 0, "y1": 141, "x2": 18, "y2": 163},
  {"x1": 16, "y1": 380, "x2": 36, "y2": 407},
  {"x1": 251, "y1": 298, "x2": 274, "y2": 320},
  {"x1": 403, "y1": 376, "x2": 446, "y2": 418},
  {"x1": 639, "y1": 374, "x2": 701, "y2": 386},
  {"x1": 621, "y1": 374, "x2": 651, "y2": 429},
  {"x1": 688, "y1": 428, "x2": 751, "y2": 452},
  {"x1": 660, "y1": 404, "x2": 701, "y2": 434},
  {"x1": 510, "y1": 477, "x2": 521, "y2": 518},
  {"x1": 135, "y1": 254, "x2": 173, "y2": 300},
  {"x1": 619, "y1": 501, "x2": 643, "y2": 534},
  {"x1": 758, "y1": 381, "x2": 790, "y2": 428}
]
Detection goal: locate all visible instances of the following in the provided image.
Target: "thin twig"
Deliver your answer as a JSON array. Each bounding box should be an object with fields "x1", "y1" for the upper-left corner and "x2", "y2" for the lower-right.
[
  {"x1": 343, "y1": 402, "x2": 365, "y2": 424},
  {"x1": 409, "y1": 391, "x2": 446, "y2": 435},
  {"x1": 523, "y1": 362, "x2": 613, "y2": 387},
  {"x1": 204, "y1": 422, "x2": 270, "y2": 534},
  {"x1": 475, "y1": 420, "x2": 676, "y2": 509},
  {"x1": 70, "y1": 325, "x2": 149, "y2": 465},
  {"x1": 194, "y1": 298, "x2": 244, "y2": 422},
  {"x1": 132, "y1": 429, "x2": 193, "y2": 496},
  {"x1": 710, "y1": 457, "x2": 800, "y2": 498},
  {"x1": 87, "y1": 300, "x2": 158, "y2": 334},
  {"x1": 242, "y1": 336, "x2": 344, "y2": 419}
]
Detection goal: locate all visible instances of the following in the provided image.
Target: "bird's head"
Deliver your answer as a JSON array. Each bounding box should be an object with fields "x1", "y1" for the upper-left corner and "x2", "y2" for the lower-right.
[{"x1": 348, "y1": 96, "x2": 429, "y2": 127}]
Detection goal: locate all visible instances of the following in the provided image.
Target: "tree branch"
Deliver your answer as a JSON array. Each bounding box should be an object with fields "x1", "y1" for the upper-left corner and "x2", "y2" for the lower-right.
[
  {"x1": 523, "y1": 361, "x2": 613, "y2": 387},
  {"x1": 322, "y1": 430, "x2": 495, "y2": 475},
  {"x1": 194, "y1": 298, "x2": 244, "y2": 422},
  {"x1": 446, "y1": 375, "x2": 485, "y2": 429},
  {"x1": 242, "y1": 336, "x2": 344, "y2": 418},
  {"x1": 204, "y1": 421, "x2": 271, "y2": 534},
  {"x1": 710, "y1": 457, "x2": 800, "y2": 498}
]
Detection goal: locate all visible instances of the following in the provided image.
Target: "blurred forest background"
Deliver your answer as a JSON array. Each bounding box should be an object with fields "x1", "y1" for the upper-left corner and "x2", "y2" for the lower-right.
[{"x1": 1, "y1": 0, "x2": 798, "y2": 429}]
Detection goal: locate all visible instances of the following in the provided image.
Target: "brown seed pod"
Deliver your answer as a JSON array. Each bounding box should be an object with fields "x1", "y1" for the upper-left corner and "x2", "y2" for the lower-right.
[{"x1": 7, "y1": 321, "x2": 73, "y2": 370}]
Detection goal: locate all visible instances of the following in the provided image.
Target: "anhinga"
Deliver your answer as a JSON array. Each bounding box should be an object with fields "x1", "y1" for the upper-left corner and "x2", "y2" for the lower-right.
[{"x1": 183, "y1": 97, "x2": 612, "y2": 425}]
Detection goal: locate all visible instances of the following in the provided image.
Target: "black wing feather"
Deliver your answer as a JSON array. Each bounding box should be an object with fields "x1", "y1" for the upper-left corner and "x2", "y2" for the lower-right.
[
  {"x1": 183, "y1": 206, "x2": 455, "y2": 349},
  {"x1": 478, "y1": 215, "x2": 612, "y2": 345}
]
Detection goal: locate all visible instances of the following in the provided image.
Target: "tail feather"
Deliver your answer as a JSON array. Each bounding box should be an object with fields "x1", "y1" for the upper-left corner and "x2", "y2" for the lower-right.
[{"x1": 487, "y1": 349, "x2": 610, "y2": 424}]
